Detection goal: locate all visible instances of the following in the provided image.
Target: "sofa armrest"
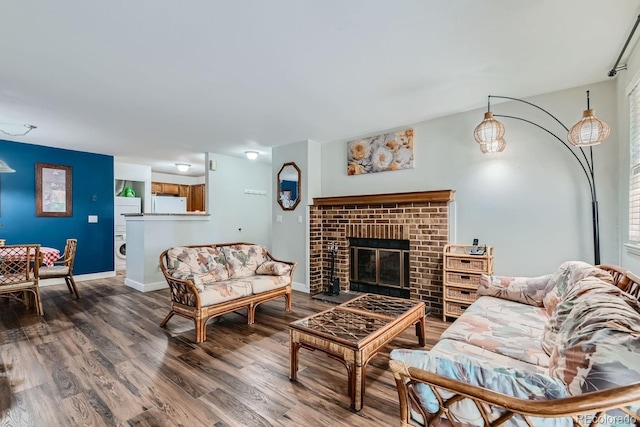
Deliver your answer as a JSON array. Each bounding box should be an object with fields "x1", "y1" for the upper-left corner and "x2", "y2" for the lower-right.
[
  {"x1": 597, "y1": 265, "x2": 640, "y2": 299},
  {"x1": 389, "y1": 358, "x2": 640, "y2": 426},
  {"x1": 264, "y1": 252, "x2": 297, "y2": 279},
  {"x1": 159, "y1": 250, "x2": 201, "y2": 308}
]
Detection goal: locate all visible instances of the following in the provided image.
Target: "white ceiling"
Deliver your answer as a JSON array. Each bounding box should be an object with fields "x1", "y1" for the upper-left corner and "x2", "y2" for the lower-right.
[{"x1": 0, "y1": 1, "x2": 638, "y2": 176}]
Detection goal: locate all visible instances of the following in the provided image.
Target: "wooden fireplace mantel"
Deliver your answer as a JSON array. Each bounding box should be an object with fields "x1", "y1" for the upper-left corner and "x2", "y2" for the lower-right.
[{"x1": 313, "y1": 190, "x2": 455, "y2": 207}]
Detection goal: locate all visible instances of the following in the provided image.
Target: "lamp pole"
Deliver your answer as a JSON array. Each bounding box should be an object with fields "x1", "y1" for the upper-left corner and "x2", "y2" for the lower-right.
[{"x1": 488, "y1": 95, "x2": 601, "y2": 265}]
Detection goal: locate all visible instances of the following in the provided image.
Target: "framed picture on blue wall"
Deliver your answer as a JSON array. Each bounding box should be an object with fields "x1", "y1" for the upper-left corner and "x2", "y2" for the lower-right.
[{"x1": 36, "y1": 163, "x2": 72, "y2": 217}]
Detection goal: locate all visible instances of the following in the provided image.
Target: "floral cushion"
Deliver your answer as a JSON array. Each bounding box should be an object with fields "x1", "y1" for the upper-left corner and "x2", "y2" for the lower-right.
[
  {"x1": 542, "y1": 260, "x2": 613, "y2": 316},
  {"x1": 166, "y1": 246, "x2": 230, "y2": 292},
  {"x1": 199, "y1": 280, "x2": 252, "y2": 307},
  {"x1": 256, "y1": 261, "x2": 291, "y2": 276},
  {"x1": 442, "y1": 296, "x2": 551, "y2": 367},
  {"x1": 242, "y1": 275, "x2": 291, "y2": 293},
  {"x1": 432, "y1": 338, "x2": 548, "y2": 376},
  {"x1": 222, "y1": 244, "x2": 268, "y2": 279},
  {"x1": 477, "y1": 274, "x2": 551, "y2": 306},
  {"x1": 548, "y1": 278, "x2": 640, "y2": 397},
  {"x1": 390, "y1": 349, "x2": 569, "y2": 427}
]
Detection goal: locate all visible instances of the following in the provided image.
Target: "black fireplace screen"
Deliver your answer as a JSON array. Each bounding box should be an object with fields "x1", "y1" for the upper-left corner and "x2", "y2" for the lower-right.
[{"x1": 349, "y1": 238, "x2": 410, "y2": 298}]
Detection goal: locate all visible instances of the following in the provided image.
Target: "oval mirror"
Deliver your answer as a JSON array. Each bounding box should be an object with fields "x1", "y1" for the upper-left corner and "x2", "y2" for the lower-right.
[{"x1": 277, "y1": 162, "x2": 301, "y2": 210}]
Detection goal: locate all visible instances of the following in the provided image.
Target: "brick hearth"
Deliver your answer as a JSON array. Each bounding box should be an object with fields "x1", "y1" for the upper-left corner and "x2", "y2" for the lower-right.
[{"x1": 309, "y1": 190, "x2": 454, "y2": 316}]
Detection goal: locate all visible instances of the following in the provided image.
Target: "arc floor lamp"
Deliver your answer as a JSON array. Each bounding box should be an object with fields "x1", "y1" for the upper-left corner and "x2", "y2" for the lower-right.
[{"x1": 473, "y1": 91, "x2": 610, "y2": 265}]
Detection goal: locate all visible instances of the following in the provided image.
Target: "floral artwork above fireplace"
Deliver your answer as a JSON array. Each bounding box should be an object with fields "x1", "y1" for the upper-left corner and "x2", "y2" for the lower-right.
[{"x1": 347, "y1": 128, "x2": 414, "y2": 175}]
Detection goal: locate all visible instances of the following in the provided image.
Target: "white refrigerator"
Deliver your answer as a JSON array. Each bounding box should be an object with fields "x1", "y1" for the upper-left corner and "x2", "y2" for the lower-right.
[{"x1": 152, "y1": 196, "x2": 187, "y2": 213}]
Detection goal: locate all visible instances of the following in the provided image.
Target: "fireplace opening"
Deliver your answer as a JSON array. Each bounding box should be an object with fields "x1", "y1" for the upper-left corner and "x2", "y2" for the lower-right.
[{"x1": 349, "y1": 237, "x2": 410, "y2": 298}]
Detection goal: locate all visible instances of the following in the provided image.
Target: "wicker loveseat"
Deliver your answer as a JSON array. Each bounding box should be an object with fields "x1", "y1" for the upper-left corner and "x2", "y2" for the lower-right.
[
  {"x1": 390, "y1": 261, "x2": 640, "y2": 426},
  {"x1": 159, "y1": 242, "x2": 296, "y2": 343}
]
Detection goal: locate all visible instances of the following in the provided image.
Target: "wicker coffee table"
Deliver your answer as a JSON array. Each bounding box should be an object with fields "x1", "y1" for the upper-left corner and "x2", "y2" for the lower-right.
[{"x1": 289, "y1": 293, "x2": 426, "y2": 411}]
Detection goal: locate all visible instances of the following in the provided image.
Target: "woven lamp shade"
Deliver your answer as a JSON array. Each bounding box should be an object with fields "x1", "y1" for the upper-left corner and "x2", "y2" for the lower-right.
[
  {"x1": 479, "y1": 139, "x2": 506, "y2": 154},
  {"x1": 474, "y1": 112, "x2": 505, "y2": 144},
  {"x1": 567, "y1": 109, "x2": 610, "y2": 147}
]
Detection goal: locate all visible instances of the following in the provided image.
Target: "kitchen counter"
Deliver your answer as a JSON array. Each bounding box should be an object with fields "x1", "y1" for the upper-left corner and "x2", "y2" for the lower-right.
[
  {"x1": 123, "y1": 212, "x2": 209, "y2": 217},
  {"x1": 122, "y1": 213, "x2": 211, "y2": 292}
]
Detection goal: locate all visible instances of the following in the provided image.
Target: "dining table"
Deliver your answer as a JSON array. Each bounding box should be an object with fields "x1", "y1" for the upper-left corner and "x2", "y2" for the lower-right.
[{"x1": 0, "y1": 246, "x2": 61, "y2": 267}]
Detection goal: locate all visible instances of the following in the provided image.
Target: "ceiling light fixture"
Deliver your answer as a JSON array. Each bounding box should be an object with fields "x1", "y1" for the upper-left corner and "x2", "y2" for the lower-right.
[
  {"x1": 245, "y1": 151, "x2": 259, "y2": 160},
  {"x1": 175, "y1": 163, "x2": 191, "y2": 172},
  {"x1": 0, "y1": 124, "x2": 37, "y2": 137},
  {"x1": 473, "y1": 91, "x2": 609, "y2": 265},
  {"x1": 0, "y1": 160, "x2": 16, "y2": 173}
]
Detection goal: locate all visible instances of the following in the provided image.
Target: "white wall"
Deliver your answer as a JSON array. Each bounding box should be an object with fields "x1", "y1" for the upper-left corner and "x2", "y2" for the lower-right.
[
  {"x1": 151, "y1": 172, "x2": 205, "y2": 185},
  {"x1": 272, "y1": 140, "x2": 321, "y2": 291},
  {"x1": 321, "y1": 81, "x2": 619, "y2": 276},
  {"x1": 205, "y1": 152, "x2": 272, "y2": 246},
  {"x1": 617, "y1": 37, "x2": 640, "y2": 273}
]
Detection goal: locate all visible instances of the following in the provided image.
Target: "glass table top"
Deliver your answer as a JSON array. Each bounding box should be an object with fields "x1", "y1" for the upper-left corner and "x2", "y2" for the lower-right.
[
  {"x1": 292, "y1": 309, "x2": 390, "y2": 342},
  {"x1": 290, "y1": 293, "x2": 424, "y2": 344},
  {"x1": 339, "y1": 293, "x2": 422, "y2": 318}
]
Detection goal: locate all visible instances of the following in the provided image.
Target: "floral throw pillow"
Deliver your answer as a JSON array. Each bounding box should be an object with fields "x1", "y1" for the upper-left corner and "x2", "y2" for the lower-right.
[
  {"x1": 222, "y1": 244, "x2": 268, "y2": 279},
  {"x1": 256, "y1": 261, "x2": 291, "y2": 276},
  {"x1": 166, "y1": 246, "x2": 230, "y2": 292},
  {"x1": 542, "y1": 261, "x2": 613, "y2": 316},
  {"x1": 477, "y1": 274, "x2": 551, "y2": 306}
]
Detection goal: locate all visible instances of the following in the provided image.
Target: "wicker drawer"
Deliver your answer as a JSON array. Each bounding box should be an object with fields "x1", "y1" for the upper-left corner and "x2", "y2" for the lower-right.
[
  {"x1": 445, "y1": 286, "x2": 477, "y2": 303},
  {"x1": 446, "y1": 256, "x2": 488, "y2": 272},
  {"x1": 444, "y1": 301, "x2": 472, "y2": 318},
  {"x1": 444, "y1": 271, "x2": 482, "y2": 288}
]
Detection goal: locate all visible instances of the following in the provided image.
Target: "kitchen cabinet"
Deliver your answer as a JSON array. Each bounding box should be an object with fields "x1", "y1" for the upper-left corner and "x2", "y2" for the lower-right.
[
  {"x1": 162, "y1": 183, "x2": 180, "y2": 195},
  {"x1": 190, "y1": 184, "x2": 205, "y2": 212},
  {"x1": 179, "y1": 185, "x2": 190, "y2": 198},
  {"x1": 151, "y1": 182, "x2": 180, "y2": 196},
  {"x1": 151, "y1": 182, "x2": 163, "y2": 194},
  {"x1": 442, "y1": 244, "x2": 493, "y2": 321}
]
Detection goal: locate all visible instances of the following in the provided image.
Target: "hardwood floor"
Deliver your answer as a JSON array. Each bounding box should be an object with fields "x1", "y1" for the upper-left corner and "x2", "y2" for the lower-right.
[{"x1": 0, "y1": 274, "x2": 448, "y2": 426}]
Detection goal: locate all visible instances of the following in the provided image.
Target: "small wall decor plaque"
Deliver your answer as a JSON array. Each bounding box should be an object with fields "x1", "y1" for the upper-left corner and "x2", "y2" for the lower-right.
[{"x1": 347, "y1": 128, "x2": 414, "y2": 175}]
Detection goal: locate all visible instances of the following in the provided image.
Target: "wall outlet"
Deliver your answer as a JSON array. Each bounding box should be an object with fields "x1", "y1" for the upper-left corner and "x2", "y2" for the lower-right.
[
  {"x1": 88, "y1": 215, "x2": 98, "y2": 223},
  {"x1": 298, "y1": 215, "x2": 303, "y2": 223},
  {"x1": 276, "y1": 215, "x2": 283, "y2": 223}
]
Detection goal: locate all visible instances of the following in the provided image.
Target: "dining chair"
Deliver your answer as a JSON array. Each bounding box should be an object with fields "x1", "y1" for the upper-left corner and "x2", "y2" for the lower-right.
[
  {"x1": 0, "y1": 244, "x2": 43, "y2": 315},
  {"x1": 38, "y1": 238, "x2": 79, "y2": 298}
]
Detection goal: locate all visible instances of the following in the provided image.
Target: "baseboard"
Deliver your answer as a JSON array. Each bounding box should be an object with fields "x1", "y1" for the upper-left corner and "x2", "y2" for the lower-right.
[
  {"x1": 292, "y1": 281, "x2": 309, "y2": 293},
  {"x1": 39, "y1": 271, "x2": 116, "y2": 287},
  {"x1": 124, "y1": 278, "x2": 168, "y2": 293}
]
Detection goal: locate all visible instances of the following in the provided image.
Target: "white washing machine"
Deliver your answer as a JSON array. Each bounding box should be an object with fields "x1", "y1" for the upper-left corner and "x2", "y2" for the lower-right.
[
  {"x1": 115, "y1": 197, "x2": 141, "y2": 271},
  {"x1": 115, "y1": 233, "x2": 127, "y2": 270}
]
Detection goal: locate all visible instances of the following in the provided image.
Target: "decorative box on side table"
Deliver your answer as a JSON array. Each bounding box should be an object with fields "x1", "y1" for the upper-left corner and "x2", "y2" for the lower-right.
[{"x1": 442, "y1": 244, "x2": 493, "y2": 321}]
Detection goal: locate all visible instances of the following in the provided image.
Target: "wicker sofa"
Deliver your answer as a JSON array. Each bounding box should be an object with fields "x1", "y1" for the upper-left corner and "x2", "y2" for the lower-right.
[
  {"x1": 159, "y1": 242, "x2": 296, "y2": 343},
  {"x1": 390, "y1": 261, "x2": 640, "y2": 426}
]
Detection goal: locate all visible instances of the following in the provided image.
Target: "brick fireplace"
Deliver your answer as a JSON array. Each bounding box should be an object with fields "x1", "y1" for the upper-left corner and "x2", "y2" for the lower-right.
[{"x1": 309, "y1": 190, "x2": 454, "y2": 316}]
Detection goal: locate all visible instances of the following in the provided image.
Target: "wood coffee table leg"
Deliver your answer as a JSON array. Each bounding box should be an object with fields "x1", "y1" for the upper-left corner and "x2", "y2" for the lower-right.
[
  {"x1": 415, "y1": 315, "x2": 426, "y2": 347},
  {"x1": 346, "y1": 363, "x2": 353, "y2": 397},
  {"x1": 289, "y1": 331, "x2": 300, "y2": 381},
  {"x1": 351, "y1": 352, "x2": 366, "y2": 411}
]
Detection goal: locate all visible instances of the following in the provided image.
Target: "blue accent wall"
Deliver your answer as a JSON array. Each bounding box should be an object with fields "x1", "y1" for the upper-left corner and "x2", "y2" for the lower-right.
[{"x1": 0, "y1": 139, "x2": 114, "y2": 274}]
